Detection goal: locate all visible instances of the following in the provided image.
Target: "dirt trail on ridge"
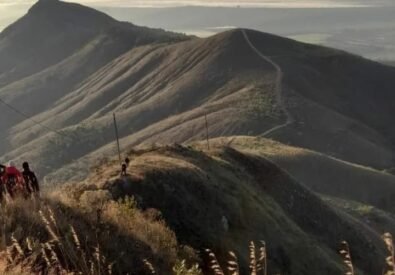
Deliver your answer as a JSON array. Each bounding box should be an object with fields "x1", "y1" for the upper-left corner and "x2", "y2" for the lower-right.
[{"x1": 241, "y1": 29, "x2": 295, "y2": 137}]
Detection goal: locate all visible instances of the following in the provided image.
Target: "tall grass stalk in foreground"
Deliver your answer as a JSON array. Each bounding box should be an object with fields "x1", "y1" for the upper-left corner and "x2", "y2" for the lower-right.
[
  {"x1": 227, "y1": 251, "x2": 240, "y2": 275},
  {"x1": 207, "y1": 241, "x2": 267, "y2": 275},
  {"x1": 206, "y1": 248, "x2": 225, "y2": 275},
  {"x1": 3, "y1": 198, "x2": 201, "y2": 275},
  {"x1": 339, "y1": 241, "x2": 354, "y2": 275},
  {"x1": 6, "y1": 205, "x2": 113, "y2": 275},
  {"x1": 4, "y1": 198, "x2": 395, "y2": 275},
  {"x1": 383, "y1": 232, "x2": 395, "y2": 275}
]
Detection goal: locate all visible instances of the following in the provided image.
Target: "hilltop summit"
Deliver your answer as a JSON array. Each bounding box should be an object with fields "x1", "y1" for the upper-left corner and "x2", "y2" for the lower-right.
[
  {"x1": 0, "y1": 0, "x2": 187, "y2": 150},
  {"x1": 27, "y1": 0, "x2": 114, "y2": 27}
]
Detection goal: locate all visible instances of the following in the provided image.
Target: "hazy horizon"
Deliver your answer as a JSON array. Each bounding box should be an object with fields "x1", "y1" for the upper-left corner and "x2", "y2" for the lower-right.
[
  {"x1": 1, "y1": 0, "x2": 389, "y2": 8},
  {"x1": 1, "y1": 0, "x2": 393, "y2": 31},
  {"x1": 1, "y1": 0, "x2": 395, "y2": 61},
  {"x1": 1, "y1": 0, "x2": 393, "y2": 32}
]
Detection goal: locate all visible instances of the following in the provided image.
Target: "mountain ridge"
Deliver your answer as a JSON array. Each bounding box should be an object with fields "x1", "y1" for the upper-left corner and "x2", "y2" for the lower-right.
[
  {"x1": 0, "y1": 0, "x2": 189, "y2": 153},
  {"x1": 2, "y1": 25, "x2": 395, "y2": 178}
]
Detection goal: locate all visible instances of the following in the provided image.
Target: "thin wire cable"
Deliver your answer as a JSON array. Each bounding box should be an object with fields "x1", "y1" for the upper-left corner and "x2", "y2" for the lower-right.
[
  {"x1": 0, "y1": 97, "x2": 70, "y2": 139},
  {"x1": 0, "y1": 98, "x2": 116, "y2": 168}
]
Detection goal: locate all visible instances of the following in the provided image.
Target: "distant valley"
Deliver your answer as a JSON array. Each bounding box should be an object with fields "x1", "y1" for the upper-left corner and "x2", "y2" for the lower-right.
[
  {"x1": 2, "y1": 1, "x2": 395, "y2": 61},
  {"x1": 98, "y1": 5, "x2": 395, "y2": 61}
]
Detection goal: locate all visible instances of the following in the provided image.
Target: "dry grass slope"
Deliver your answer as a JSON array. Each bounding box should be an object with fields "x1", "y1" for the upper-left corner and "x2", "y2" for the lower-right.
[
  {"x1": 0, "y1": 196, "x2": 198, "y2": 274},
  {"x1": 1, "y1": 142, "x2": 395, "y2": 274},
  {"x1": 209, "y1": 136, "x2": 395, "y2": 212},
  {"x1": 48, "y1": 143, "x2": 395, "y2": 274}
]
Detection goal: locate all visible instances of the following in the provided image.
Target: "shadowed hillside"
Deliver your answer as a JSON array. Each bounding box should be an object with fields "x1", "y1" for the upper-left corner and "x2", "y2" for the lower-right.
[
  {"x1": 41, "y1": 143, "x2": 395, "y2": 274},
  {"x1": 208, "y1": 136, "x2": 395, "y2": 212}
]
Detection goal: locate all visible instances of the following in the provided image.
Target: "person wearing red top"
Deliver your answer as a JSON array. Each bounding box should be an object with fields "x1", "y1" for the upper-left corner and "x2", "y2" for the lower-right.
[{"x1": 4, "y1": 161, "x2": 24, "y2": 198}]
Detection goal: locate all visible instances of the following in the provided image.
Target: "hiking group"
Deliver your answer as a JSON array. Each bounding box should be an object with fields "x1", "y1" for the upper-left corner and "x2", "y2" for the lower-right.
[{"x1": 0, "y1": 161, "x2": 40, "y2": 202}]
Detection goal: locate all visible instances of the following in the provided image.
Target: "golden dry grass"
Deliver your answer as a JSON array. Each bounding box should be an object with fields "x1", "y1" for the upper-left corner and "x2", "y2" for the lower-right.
[
  {"x1": 2, "y1": 142, "x2": 395, "y2": 274},
  {"x1": 0, "y1": 194, "x2": 198, "y2": 275},
  {"x1": 202, "y1": 136, "x2": 395, "y2": 212}
]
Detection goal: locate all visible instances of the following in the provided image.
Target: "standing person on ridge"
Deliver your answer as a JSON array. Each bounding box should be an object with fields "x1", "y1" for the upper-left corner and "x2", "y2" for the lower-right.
[
  {"x1": 22, "y1": 162, "x2": 40, "y2": 196},
  {"x1": 121, "y1": 163, "x2": 127, "y2": 177}
]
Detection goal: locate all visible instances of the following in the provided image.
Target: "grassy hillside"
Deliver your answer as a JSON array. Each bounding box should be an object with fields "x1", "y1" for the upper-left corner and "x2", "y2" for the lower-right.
[
  {"x1": 58, "y1": 144, "x2": 395, "y2": 274},
  {"x1": 3, "y1": 143, "x2": 394, "y2": 274},
  {"x1": 2, "y1": 25, "x2": 395, "y2": 181},
  {"x1": 0, "y1": 194, "x2": 198, "y2": 275},
  {"x1": 241, "y1": 30, "x2": 395, "y2": 168},
  {"x1": 213, "y1": 136, "x2": 395, "y2": 212},
  {"x1": 0, "y1": 0, "x2": 187, "y2": 153},
  {"x1": 2, "y1": 29, "x2": 284, "y2": 178}
]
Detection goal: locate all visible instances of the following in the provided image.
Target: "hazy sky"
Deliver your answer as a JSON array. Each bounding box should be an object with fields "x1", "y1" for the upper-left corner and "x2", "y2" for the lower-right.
[
  {"x1": 0, "y1": 0, "x2": 378, "y2": 8},
  {"x1": 0, "y1": 0, "x2": 389, "y2": 32},
  {"x1": 75, "y1": 0, "x2": 376, "y2": 7}
]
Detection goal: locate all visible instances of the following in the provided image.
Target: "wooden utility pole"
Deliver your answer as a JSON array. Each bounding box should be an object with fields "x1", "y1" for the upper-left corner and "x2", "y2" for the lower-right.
[
  {"x1": 205, "y1": 113, "x2": 210, "y2": 150},
  {"x1": 113, "y1": 113, "x2": 122, "y2": 166}
]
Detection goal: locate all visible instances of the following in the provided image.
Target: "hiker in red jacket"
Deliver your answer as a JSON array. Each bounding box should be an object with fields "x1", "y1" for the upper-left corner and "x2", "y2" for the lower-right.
[{"x1": 4, "y1": 161, "x2": 24, "y2": 198}]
